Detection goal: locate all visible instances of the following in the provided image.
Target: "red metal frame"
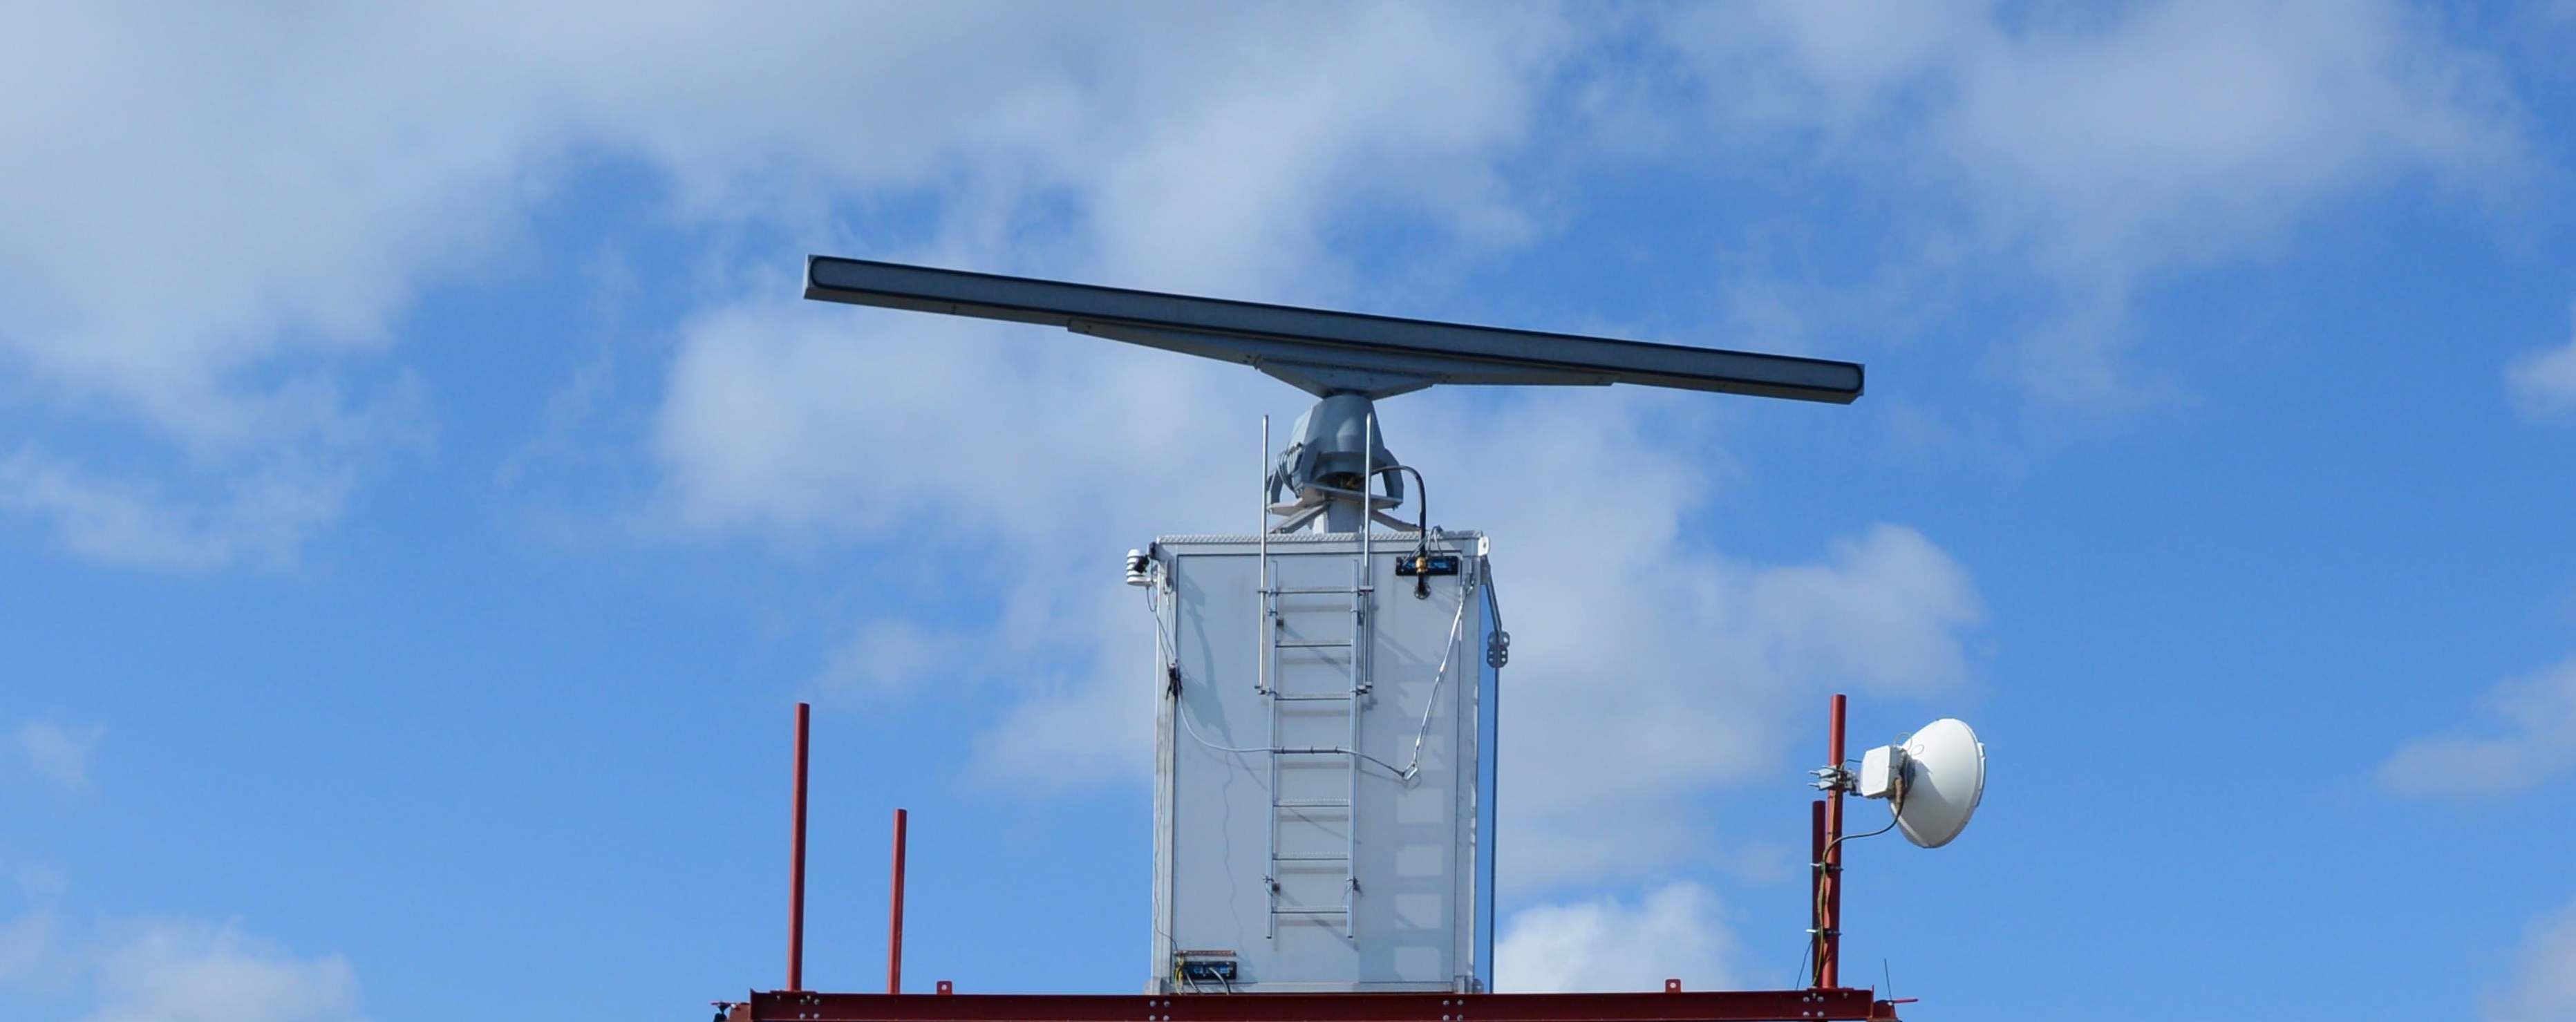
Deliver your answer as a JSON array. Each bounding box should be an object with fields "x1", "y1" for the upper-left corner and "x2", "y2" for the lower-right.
[{"x1": 729, "y1": 990, "x2": 1899, "y2": 1022}]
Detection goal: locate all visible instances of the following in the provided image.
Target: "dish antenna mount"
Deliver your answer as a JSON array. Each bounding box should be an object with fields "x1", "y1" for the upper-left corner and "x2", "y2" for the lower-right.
[
  {"x1": 1807, "y1": 694, "x2": 1988, "y2": 991},
  {"x1": 805, "y1": 256, "x2": 1863, "y2": 531}
]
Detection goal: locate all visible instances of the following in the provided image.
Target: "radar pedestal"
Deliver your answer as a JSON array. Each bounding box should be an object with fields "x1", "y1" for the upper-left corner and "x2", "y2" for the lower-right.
[{"x1": 1267, "y1": 393, "x2": 1404, "y2": 534}]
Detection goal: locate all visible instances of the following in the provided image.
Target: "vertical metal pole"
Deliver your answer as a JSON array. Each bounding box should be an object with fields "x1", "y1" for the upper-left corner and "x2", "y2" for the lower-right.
[
  {"x1": 788, "y1": 702, "x2": 810, "y2": 993},
  {"x1": 1259, "y1": 415, "x2": 1271, "y2": 695},
  {"x1": 1822, "y1": 693, "x2": 1848, "y2": 989},
  {"x1": 1344, "y1": 554, "x2": 1364, "y2": 940},
  {"x1": 1808, "y1": 799, "x2": 1825, "y2": 990},
  {"x1": 1361, "y1": 413, "x2": 1373, "y2": 556},
  {"x1": 889, "y1": 808, "x2": 908, "y2": 994},
  {"x1": 1350, "y1": 413, "x2": 1374, "y2": 939}
]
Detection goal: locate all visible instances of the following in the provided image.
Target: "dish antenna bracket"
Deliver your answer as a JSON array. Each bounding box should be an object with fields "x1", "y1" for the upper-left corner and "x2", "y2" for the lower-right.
[
  {"x1": 804, "y1": 256, "x2": 1865, "y2": 531},
  {"x1": 1807, "y1": 694, "x2": 1986, "y2": 991}
]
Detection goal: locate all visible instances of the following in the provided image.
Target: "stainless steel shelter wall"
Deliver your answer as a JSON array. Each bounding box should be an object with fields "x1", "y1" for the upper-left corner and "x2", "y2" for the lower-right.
[{"x1": 1148, "y1": 532, "x2": 1498, "y2": 994}]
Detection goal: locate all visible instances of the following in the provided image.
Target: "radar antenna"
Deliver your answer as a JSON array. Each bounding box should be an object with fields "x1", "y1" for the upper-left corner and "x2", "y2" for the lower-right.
[{"x1": 805, "y1": 256, "x2": 1863, "y2": 531}]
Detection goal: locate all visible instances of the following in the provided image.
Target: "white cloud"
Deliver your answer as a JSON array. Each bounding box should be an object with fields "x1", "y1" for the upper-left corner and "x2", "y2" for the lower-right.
[
  {"x1": 0, "y1": 914, "x2": 361, "y2": 1022},
  {"x1": 652, "y1": 304, "x2": 1267, "y2": 545},
  {"x1": 0, "y1": 911, "x2": 67, "y2": 991},
  {"x1": 816, "y1": 618, "x2": 970, "y2": 697},
  {"x1": 0, "y1": 860, "x2": 68, "y2": 900},
  {"x1": 1393, "y1": 392, "x2": 1982, "y2": 883},
  {"x1": 971, "y1": 656, "x2": 1158, "y2": 793},
  {"x1": 0, "y1": 451, "x2": 348, "y2": 571},
  {"x1": 10, "y1": 0, "x2": 1989, "y2": 893},
  {"x1": 13, "y1": 719, "x2": 105, "y2": 790},
  {"x1": 1662, "y1": 0, "x2": 2525, "y2": 397},
  {"x1": 1296, "y1": 496, "x2": 1975, "y2": 886},
  {"x1": 2507, "y1": 309, "x2": 2576, "y2": 422},
  {"x1": 2488, "y1": 898, "x2": 2576, "y2": 1021},
  {"x1": 3, "y1": 1, "x2": 2530, "y2": 568},
  {"x1": 82, "y1": 921, "x2": 361, "y2": 1022},
  {"x1": 2380, "y1": 656, "x2": 2576, "y2": 797},
  {"x1": 1494, "y1": 882, "x2": 1739, "y2": 993},
  {"x1": 1, "y1": 3, "x2": 1573, "y2": 566}
]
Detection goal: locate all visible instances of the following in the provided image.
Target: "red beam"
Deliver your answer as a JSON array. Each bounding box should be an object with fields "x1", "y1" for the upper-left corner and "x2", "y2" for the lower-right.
[{"x1": 740, "y1": 990, "x2": 1899, "y2": 1022}]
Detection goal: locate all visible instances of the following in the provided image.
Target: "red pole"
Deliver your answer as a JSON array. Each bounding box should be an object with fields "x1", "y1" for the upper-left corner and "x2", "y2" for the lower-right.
[
  {"x1": 889, "y1": 808, "x2": 908, "y2": 994},
  {"x1": 1821, "y1": 693, "x2": 1847, "y2": 989},
  {"x1": 788, "y1": 703, "x2": 811, "y2": 992},
  {"x1": 1808, "y1": 799, "x2": 1827, "y2": 989}
]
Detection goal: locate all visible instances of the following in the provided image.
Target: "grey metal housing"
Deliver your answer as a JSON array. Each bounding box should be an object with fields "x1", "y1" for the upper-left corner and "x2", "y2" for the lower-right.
[{"x1": 1147, "y1": 531, "x2": 1500, "y2": 993}]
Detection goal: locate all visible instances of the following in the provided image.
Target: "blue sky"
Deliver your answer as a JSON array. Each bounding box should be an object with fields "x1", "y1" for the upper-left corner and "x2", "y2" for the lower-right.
[{"x1": 6, "y1": 3, "x2": 2576, "y2": 1020}]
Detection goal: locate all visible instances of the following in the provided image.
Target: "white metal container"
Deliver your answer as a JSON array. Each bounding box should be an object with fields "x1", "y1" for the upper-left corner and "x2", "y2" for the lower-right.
[{"x1": 1146, "y1": 530, "x2": 1500, "y2": 994}]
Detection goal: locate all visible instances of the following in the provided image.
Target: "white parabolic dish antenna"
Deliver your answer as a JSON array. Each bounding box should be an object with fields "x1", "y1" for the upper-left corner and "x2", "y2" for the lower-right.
[{"x1": 1890, "y1": 718, "x2": 1985, "y2": 849}]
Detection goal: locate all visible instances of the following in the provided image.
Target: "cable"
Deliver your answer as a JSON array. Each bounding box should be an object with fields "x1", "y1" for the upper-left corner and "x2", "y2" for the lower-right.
[
  {"x1": 1150, "y1": 574, "x2": 1179, "y2": 668},
  {"x1": 1825, "y1": 785, "x2": 1905, "y2": 860},
  {"x1": 1825, "y1": 815, "x2": 1901, "y2": 858},
  {"x1": 1380, "y1": 464, "x2": 1435, "y2": 598},
  {"x1": 1809, "y1": 850, "x2": 1831, "y2": 988},
  {"x1": 1810, "y1": 782, "x2": 1903, "y2": 987},
  {"x1": 1389, "y1": 563, "x2": 1474, "y2": 780},
  {"x1": 1383, "y1": 464, "x2": 1429, "y2": 540}
]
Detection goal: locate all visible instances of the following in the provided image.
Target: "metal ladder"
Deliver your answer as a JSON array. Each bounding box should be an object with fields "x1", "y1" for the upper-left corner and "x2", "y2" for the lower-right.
[{"x1": 1257, "y1": 548, "x2": 1372, "y2": 940}]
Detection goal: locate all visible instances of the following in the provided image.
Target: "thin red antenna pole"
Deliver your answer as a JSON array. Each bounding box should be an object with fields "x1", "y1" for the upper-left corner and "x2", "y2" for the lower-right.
[
  {"x1": 1809, "y1": 799, "x2": 1827, "y2": 989},
  {"x1": 788, "y1": 702, "x2": 811, "y2": 992},
  {"x1": 889, "y1": 808, "x2": 908, "y2": 994},
  {"x1": 1821, "y1": 693, "x2": 1848, "y2": 989}
]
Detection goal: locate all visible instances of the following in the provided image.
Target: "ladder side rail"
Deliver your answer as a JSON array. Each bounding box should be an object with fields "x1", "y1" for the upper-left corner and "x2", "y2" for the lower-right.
[
  {"x1": 1262, "y1": 556, "x2": 1282, "y2": 939},
  {"x1": 1259, "y1": 414, "x2": 1282, "y2": 939},
  {"x1": 1351, "y1": 415, "x2": 1375, "y2": 945}
]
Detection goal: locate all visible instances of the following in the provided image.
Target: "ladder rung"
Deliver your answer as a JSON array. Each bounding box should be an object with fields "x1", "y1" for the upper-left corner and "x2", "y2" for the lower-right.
[
  {"x1": 1273, "y1": 853, "x2": 1350, "y2": 862},
  {"x1": 1270, "y1": 692, "x2": 1354, "y2": 702},
  {"x1": 1275, "y1": 799, "x2": 1351, "y2": 808},
  {"x1": 1272, "y1": 908, "x2": 1350, "y2": 916},
  {"x1": 1268, "y1": 586, "x2": 1358, "y2": 595},
  {"x1": 1275, "y1": 639, "x2": 1353, "y2": 649}
]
